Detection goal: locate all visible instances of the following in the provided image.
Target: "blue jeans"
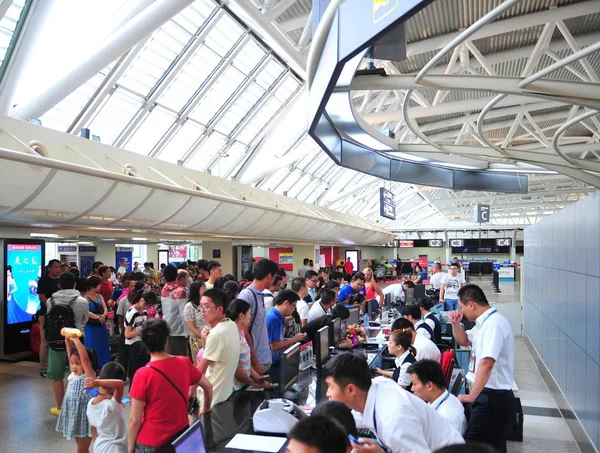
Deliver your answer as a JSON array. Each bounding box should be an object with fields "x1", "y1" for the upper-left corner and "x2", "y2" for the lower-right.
[{"x1": 444, "y1": 299, "x2": 459, "y2": 311}]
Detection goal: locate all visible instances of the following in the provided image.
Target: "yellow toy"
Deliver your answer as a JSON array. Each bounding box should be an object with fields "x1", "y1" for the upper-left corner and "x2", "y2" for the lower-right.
[{"x1": 61, "y1": 327, "x2": 83, "y2": 338}]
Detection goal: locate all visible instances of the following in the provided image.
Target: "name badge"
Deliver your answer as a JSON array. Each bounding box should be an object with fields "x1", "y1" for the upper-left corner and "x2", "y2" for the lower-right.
[{"x1": 466, "y1": 353, "x2": 476, "y2": 384}]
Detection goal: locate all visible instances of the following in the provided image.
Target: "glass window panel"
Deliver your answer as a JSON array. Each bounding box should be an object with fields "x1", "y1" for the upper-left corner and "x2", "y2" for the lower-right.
[
  {"x1": 274, "y1": 76, "x2": 301, "y2": 103},
  {"x1": 120, "y1": 22, "x2": 191, "y2": 96},
  {"x1": 204, "y1": 14, "x2": 244, "y2": 58},
  {"x1": 214, "y1": 82, "x2": 264, "y2": 135},
  {"x1": 237, "y1": 97, "x2": 283, "y2": 144},
  {"x1": 189, "y1": 65, "x2": 245, "y2": 124},
  {"x1": 125, "y1": 106, "x2": 177, "y2": 155},
  {"x1": 172, "y1": 0, "x2": 216, "y2": 35},
  {"x1": 211, "y1": 142, "x2": 247, "y2": 178},
  {"x1": 39, "y1": 73, "x2": 105, "y2": 132},
  {"x1": 232, "y1": 40, "x2": 266, "y2": 75},
  {"x1": 87, "y1": 88, "x2": 144, "y2": 145},
  {"x1": 0, "y1": 0, "x2": 26, "y2": 66},
  {"x1": 186, "y1": 131, "x2": 227, "y2": 171},
  {"x1": 158, "y1": 120, "x2": 205, "y2": 164},
  {"x1": 255, "y1": 60, "x2": 284, "y2": 90},
  {"x1": 158, "y1": 44, "x2": 221, "y2": 111}
]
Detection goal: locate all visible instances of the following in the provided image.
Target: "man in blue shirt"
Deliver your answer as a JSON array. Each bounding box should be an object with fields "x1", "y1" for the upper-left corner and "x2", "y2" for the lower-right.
[
  {"x1": 266, "y1": 289, "x2": 306, "y2": 364},
  {"x1": 337, "y1": 273, "x2": 365, "y2": 304}
]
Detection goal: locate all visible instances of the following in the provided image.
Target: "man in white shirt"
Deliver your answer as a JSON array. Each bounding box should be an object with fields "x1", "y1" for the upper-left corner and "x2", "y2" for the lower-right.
[
  {"x1": 392, "y1": 317, "x2": 441, "y2": 363},
  {"x1": 262, "y1": 275, "x2": 282, "y2": 311},
  {"x1": 291, "y1": 277, "x2": 310, "y2": 327},
  {"x1": 429, "y1": 262, "x2": 444, "y2": 290},
  {"x1": 197, "y1": 288, "x2": 241, "y2": 408},
  {"x1": 117, "y1": 258, "x2": 127, "y2": 279},
  {"x1": 400, "y1": 304, "x2": 434, "y2": 340},
  {"x1": 382, "y1": 282, "x2": 403, "y2": 300},
  {"x1": 308, "y1": 289, "x2": 336, "y2": 323},
  {"x1": 440, "y1": 263, "x2": 466, "y2": 311},
  {"x1": 324, "y1": 353, "x2": 463, "y2": 453},
  {"x1": 409, "y1": 359, "x2": 467, "y2": 435},
  {"x1": 450, "y1": 284, "x2": 515, "y2": 452}
]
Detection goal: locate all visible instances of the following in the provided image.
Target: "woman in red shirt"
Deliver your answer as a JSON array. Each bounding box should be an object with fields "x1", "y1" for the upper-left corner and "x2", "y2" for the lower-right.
[{"x1": 128, "y1": 319, "x2": 213, "y2": 452}]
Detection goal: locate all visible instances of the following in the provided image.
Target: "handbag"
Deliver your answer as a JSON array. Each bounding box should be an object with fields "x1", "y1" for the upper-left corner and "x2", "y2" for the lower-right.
[{"x1": 86, "y1": 297, "x2": 103, "y2": 326}]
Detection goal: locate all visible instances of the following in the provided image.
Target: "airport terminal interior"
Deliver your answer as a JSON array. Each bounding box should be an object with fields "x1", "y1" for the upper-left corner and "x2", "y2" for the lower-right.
[{"x1": 1, "y1": 0, "x2": 600, "y2": 452}]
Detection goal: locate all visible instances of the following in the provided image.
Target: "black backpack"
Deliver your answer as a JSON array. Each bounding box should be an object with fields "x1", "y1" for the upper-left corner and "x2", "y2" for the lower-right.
[{"x1": 45, "y1": 296, "x2": 78, "y2": 351}]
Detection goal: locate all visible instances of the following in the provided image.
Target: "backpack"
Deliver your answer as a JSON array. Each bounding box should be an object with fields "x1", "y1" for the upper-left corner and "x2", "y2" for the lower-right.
[{"x1": 45, "y1": 296, "x2": 78, "y2": 351}]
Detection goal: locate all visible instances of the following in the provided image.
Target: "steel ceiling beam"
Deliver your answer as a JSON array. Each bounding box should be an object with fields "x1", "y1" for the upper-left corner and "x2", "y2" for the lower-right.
[
  {"x1": 11, "y1": 0, "x2": 196, "y2": 120},
  {"x1": 405, "y1": 1, "x2": 600, "y2": 59}
]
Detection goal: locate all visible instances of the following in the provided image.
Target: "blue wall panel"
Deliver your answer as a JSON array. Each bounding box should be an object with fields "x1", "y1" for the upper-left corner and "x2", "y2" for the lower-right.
[{"x1": 524, "y1": 191, "x2": 600, "y2": 450}]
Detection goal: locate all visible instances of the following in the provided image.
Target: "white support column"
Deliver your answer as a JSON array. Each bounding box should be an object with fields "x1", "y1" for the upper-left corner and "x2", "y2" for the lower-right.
[
  {"x1": 444, "y1": 231, "x2": 451, "y2": 266},
  {"x1": 510, "y1": 229, "x2": 517, "y2": 262},
  {"x1": 10, "y1": 0, "x2": 195, "y2": 120},
  {"x1": 0, "y1": 0, "x2": 56, "y2": 114}
]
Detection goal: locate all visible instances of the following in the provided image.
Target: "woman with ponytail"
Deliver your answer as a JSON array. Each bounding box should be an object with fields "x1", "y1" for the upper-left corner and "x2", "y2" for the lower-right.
[
  {"x1": 375, "y1": 328, "x2": 417, "y2": 390},
  {"x1": 184, "y1": 280, "x2": 206, "y2": 363},
  {"x1": 124, "y1": 289, "x2": 158, "y2": 385},
  {"x1": 227, "y1": 299, "x2": 272, "y2": 391}
]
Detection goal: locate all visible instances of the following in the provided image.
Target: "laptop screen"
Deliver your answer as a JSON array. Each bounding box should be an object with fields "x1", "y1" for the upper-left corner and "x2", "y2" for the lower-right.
[{"x1": 172, "y1": 420, "x2": 206, "y2": 453}]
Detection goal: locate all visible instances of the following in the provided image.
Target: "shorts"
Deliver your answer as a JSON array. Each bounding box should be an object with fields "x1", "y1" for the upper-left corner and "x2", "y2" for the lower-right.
[{"x1": 47, "y1": 348, "x2": 69, "y2": 381}]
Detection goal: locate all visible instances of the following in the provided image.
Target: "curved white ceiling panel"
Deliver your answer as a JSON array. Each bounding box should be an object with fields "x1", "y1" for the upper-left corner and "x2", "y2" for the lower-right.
[
  {"x1": 0, "y1": 161, "x2": 53, "y2": 215},
  {"x1": 81, "y1": 184, "x2": 154, "y2": 225},
  {"x1": 0, "y1": 115, "x2": 395, "y2": 245}
]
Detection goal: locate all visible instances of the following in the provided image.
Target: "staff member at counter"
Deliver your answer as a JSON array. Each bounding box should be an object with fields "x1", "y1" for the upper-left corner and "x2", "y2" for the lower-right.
[{"x1": 449, "y1": 284, "x2": 515, "y2": 452}]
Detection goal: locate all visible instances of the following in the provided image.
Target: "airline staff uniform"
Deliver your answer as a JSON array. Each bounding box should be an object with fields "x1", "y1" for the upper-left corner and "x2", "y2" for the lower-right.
[
  {"x1": 431, "y1": 389, "x2": 468, "y2": 435},
  {"x1": 392, "y1": 350, "x2": 416, "y2": 388},
  {"x1": 465, "y1": 307, "x2": 515, "y2": 452},
  {"x1": 361, "y1": 378, "x2": 464, "y2": 453},
  {"x1": 414, "y1": 319, "x2": 434, "y2": 340}
]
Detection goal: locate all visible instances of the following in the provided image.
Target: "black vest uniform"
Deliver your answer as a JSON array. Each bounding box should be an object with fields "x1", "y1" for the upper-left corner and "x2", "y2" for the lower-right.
[
  {"x1": 393, "y1": 353, "x2": 416, "y2": 391},
  {"x1": 425, "y1": 312, "x2": 443, "y2": 344},
  {"x1": 416, "y1": 321, "x2": 435, "y2": 341}
]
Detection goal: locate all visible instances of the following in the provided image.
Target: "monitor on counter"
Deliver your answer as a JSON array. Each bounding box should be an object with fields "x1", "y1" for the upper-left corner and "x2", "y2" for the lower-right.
[
  {"x1": 314, "y1": 326, "x2": 330, "y2": 369},
  {"x1": 280, "y1": 342, "x2": 301, "y2": 392}
]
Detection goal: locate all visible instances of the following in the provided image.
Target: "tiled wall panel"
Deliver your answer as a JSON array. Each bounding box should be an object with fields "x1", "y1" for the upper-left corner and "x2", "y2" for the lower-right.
[{"x1": 524, "y1": 191, "x2": 600, "y2": 450}]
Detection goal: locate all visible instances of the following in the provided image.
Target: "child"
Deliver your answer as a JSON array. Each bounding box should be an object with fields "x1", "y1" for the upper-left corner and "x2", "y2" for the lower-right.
[
  {"x1": 374, "y1": 328, "x2": 416, "y2": 390},
  {"x1": 56, "y1": 329, "x2": 95, "y2": 452},
  {"x1": 125, "y1": 290, "x2": 158, "y2": 385},
  {"x1": 85, "y1": 362, "x2": 128, "y2": 453}
]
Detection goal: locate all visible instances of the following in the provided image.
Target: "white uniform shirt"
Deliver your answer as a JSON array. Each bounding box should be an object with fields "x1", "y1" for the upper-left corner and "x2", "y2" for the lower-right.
[
  {"x1": 441, "y1": 273, "x2": 465, "y2": 300},
  {"x1": 361, "y1": 379, "x2": 464, "y2": 453},
  {"x1": 308, "y1": 301, "x2": 329, "y2": 323},
  {"x1": 383, "y1": 283, "x2": 403, "y2": 300},
  {"x1": 431, "y1": 390, "x2": 468, "y2": 435},
  {"x1": 424, "y1": 315, "x2": 436, "y2": 331},
  {"x1": 296, "y1": 299, "x2": 309, "y2": 322},
  {"x1": 263, "y1": 289, "x2": 274, "y2": 311},
  {"x1": 429, "y1": 272, "x2": 444, "y2": 290},
  {"x1": 414, "y1": 320, "x2": 432, "y2": 340},
  {"x1": 413, "y1": 334, "x2": 441, "y2": 363},
  {"x1": 465, "y1": 308, "x2": 514, "y2": 390}
]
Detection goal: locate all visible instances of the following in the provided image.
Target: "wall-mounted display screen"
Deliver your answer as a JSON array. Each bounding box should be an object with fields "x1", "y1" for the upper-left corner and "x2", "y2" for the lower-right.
[
  {"x1": 5, "y1": 242, "x2": 43, "y2": 325},
  {"x1": 398, "y1": 240, "x2": 414, "y2": 247}
]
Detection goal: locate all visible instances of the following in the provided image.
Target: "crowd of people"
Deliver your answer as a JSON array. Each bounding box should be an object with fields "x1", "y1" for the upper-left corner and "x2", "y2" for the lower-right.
[{"x1": 31, "y1": 255, "x2": 513, "y2": 453}]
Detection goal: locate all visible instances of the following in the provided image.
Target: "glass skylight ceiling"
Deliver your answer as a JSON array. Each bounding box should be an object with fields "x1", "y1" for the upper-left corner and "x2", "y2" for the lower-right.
[
  {"x1": 39, "y1": 0, "x2": 301, "y2": 179},
  {"x1": 0, "y1": 0, "x2": 26, "y2": 71}
]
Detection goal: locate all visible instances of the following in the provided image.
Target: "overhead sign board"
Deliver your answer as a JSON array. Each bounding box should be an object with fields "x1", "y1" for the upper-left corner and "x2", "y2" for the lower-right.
[
  {"x1": 379, "y1": 187, "x2": 396, "y2": 220},
  {"x1": 449, "y1": 239, "x2": 464, "y2": 248},
  {"x1": 428, "y1": 239, "x2": 444, "y2": 248},
  {"x1": 472, "y1": 204, "x2": 491, "y2": 223},
  {"x1": 496, "y1": 238, "x2": 513, "y2": 247}
]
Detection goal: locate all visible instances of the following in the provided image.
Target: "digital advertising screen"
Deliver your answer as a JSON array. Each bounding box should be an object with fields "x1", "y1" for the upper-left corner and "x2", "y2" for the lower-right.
[{"x1": 5, "y1": 241, "x2": 44, "y2": 325}]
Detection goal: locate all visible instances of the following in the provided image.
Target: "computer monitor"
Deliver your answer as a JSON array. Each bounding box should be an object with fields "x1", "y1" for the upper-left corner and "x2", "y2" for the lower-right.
[
  {"x1": 384, "y1": 293, "x2": 392, "y2": 310},
  {"x1": 328, "y1": 317, "x2": 341, "y2": 348},
  {"x1": 414, "y1": 284, "x2": 426, "y2": 300},
  {"x1": 347, "y1": 305, "x2": 360, "y2": 325},
  {"x1": 405, "y1": 288, "x2": 414, "y2": 305},
  {"x1": 280, "y1": 342, "x2": 301, "y2": 392},
  {"x1": 314, "y1": 326, "x2": 330, "y2": 368},
  {"x1": 172, "y1": 420, "x2": 206, "y2": 453}
]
